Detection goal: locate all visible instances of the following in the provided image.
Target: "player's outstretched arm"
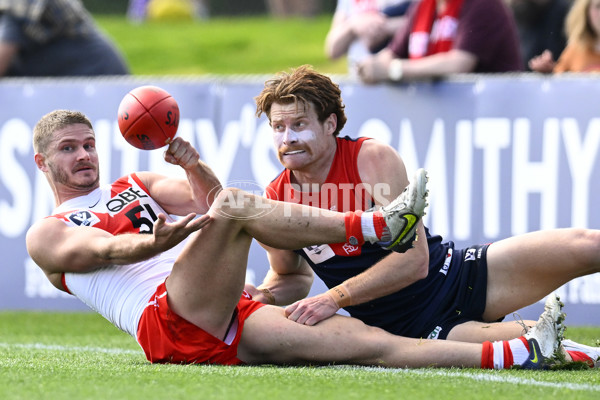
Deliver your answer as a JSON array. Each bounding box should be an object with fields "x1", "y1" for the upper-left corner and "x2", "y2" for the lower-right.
[{"x1": 26, "y1": 212, "x2": 211, "y2": 274}]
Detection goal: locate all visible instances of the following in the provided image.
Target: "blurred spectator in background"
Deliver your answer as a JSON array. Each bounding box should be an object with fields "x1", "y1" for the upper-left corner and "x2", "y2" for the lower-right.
[
  {"x1": 356, "y1": 0, "x2": 523, "y2": 84},
  {"x1": 128, "y1": 0, "x2": 208, "y2": 22},
  {"x1": 530, "y1": 0, "x2": 600, "y2": 73},
  {"x1": 506, "y1": 0, "x2": 570, "y2": 71},
  {"x1": 0, "y1": 0, "x2": 130, "y2": 77},
  {"x1": 325, "y1": 0, "x2": 414, "y2": 75}
]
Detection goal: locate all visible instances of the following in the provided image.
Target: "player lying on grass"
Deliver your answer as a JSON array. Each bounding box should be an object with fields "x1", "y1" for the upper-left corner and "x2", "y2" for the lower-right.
[{"x1": 27, "y1": 109, "x2": 570, "y2": 369}]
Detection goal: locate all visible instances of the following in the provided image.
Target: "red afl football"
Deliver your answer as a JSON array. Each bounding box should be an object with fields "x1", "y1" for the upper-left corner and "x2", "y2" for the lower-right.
[{"x1": 117, "y1": 85, "x2": 179, "y2": 150}]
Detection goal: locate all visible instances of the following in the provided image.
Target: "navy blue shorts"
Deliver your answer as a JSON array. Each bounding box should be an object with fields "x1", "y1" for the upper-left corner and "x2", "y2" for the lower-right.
[{"x1": 422, "y1": 244, "x2": 497, "y2": 339}]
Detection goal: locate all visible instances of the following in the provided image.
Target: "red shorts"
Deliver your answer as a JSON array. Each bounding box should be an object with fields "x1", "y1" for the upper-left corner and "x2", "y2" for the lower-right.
[{"x1": 137, "y1": 282, "x2": 265, "y2": 365}]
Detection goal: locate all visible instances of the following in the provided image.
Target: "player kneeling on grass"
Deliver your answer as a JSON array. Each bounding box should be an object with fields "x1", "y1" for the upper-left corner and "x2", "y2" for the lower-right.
[{"x1": 27, "y1": 109, "x2": 573, "y2": 369}]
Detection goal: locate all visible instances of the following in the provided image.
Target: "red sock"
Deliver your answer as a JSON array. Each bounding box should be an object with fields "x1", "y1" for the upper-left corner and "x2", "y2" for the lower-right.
[
  {"x1": 481, "y1": 341, "x2": 494, "y2": 369},
  {"x1": 482, "y1": 337, "x2": 530, "y2": 369},
  {"x1": 502, "y1": 341, "x2": 514, "y2": 368},
  {"x1": 567, "y1": 350, "x2": 594, "y2": 367},
  {"x1": 344, "y1": 211, "x2": 365, "y2": 245},
  {"x1": 372, "y1": 211, "x2": 386, "y2": 240}
]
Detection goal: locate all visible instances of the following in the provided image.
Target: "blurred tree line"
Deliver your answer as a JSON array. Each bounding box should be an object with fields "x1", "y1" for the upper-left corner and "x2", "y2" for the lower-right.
[{"x1": 82, "y1": 0, "x2": 336, "y2": 16}]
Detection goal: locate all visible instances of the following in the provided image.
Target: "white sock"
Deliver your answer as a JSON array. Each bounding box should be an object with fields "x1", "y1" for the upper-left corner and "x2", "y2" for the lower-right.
[
  {"x1": 510, "y1": 338, "x2": 530, "y2": 366},
  {"x1": 492, "y1": 341, "x2": 505, "y2": 369},
  {"x1": 492, "y1": 338, "x2": 529, "y2": 369},
  {"x1": 361, "y1": 211, "x2": 378, "y2": 243}
]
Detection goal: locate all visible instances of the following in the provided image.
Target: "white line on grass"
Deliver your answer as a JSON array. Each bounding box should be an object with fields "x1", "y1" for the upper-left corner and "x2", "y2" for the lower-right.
[
  {"x1": 0, "y1": 342, "x2": 140, "y2": 355},
  {"x1": 2, "y1": 343, "x2": 598, "y2": 392},
  {"x1": 348, "y1": 366, "x2": 600, "y2": 392}
]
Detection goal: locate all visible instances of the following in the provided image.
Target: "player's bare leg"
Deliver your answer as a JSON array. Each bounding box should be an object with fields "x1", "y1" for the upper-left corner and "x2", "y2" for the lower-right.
[
  {"x1": 447, "y1": 320, "x2": 537, "y2": 342},
  {"x1": 239, "y1": 294, "x2": 567, "y2": 369},
  {"x1": 214, "y1": 188, "x2": 348, "y2": 249},
  {"x1": 238, "y1": 305, "x2": 483, "y2": 368},
  {"x1": 165, "y1": 187, "x2": 415, "y2": 340},
  {"x1": 442, "y1": 229, "x2": 600, "y2": 342},
  {"x1": 483, "y1": 228, "x2": 600, "y2": 321},
  {"x1": 165, "y1": 172, "x2": 428, "y2": 341}
]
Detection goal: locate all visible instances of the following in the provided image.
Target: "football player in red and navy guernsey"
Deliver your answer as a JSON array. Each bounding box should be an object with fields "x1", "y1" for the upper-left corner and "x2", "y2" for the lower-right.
[{"x1": 249, "y1": 65, "x2": 599, "y2": 368}]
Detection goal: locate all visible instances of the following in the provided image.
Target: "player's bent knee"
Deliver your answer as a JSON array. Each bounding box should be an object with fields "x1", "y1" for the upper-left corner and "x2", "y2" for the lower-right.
[{"x1": 209, "y1": 188, "x2": 265, "y2": 220}]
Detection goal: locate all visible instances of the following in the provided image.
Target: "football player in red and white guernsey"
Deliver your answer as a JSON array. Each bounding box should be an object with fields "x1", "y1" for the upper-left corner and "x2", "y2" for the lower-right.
[{"x1": 26, "y1": 109, "x2": 566, "y2": 369}]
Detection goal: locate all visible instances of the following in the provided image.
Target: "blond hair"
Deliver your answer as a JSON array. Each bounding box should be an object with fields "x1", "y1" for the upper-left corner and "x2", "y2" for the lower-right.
[
  {"x1": 565, "y1": 0, "x2": 598, "y2": 50},
  {"x1": 33, "y1": 110, "x2": 93, "y2": 154}
]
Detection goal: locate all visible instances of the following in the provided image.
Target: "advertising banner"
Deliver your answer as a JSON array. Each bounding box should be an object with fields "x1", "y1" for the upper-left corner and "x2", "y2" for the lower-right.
[{"x1": 1, "y1": 76, "x2": 598, "y2": 325}]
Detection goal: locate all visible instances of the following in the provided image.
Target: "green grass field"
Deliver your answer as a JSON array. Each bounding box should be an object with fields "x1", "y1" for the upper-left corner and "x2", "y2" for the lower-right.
[
  {"x1": 96, "y1": 15, "x2": 348, "y2": 76},
  {"x1": 1, "y1": 312, "x2": 598, "y2": 399},
  {"x1": 4, "y1": 13, "x2": 599, "y2": 400}
]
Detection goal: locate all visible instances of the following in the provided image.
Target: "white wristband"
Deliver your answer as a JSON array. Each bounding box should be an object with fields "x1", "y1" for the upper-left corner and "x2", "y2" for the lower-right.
[{"x1": 388, "y1": 58, "x2": 404, "y2": 81}]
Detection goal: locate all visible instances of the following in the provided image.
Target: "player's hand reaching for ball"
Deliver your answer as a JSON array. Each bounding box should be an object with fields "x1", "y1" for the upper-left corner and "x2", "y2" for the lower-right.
[{"x1": 164, "y1": 137, "x2": 200, "y2": 169}]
